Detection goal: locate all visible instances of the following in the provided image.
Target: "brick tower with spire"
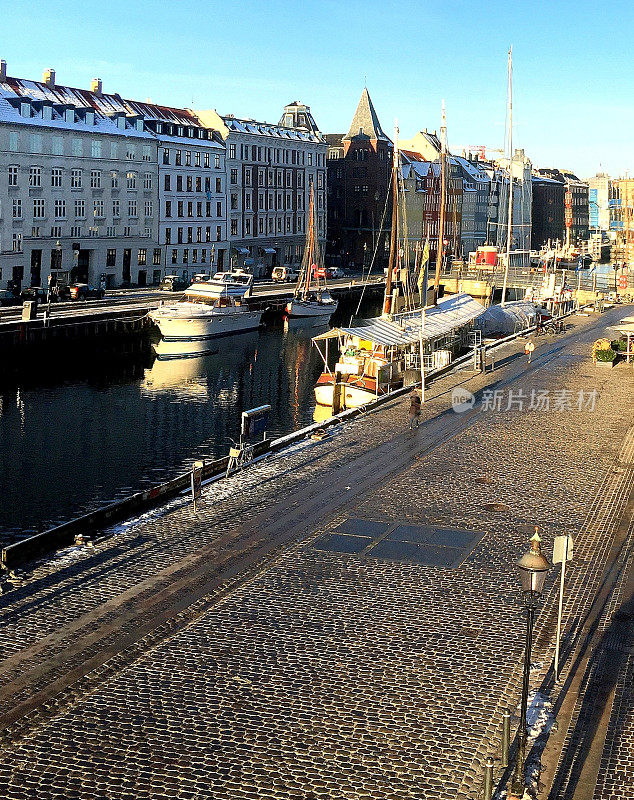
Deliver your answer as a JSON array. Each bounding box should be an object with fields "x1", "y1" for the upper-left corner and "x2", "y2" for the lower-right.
[{"x1": 325, "y1": 88, "x2": 393, "y2": 268}]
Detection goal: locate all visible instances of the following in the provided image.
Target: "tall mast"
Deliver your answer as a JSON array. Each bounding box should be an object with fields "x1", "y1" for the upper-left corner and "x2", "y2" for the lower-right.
[
  {"x1": 501, "y1": 46, "x2": 513, "y2": 307},
  {"x1": 432, "y1": 100, "x2": 447, "y2": 305},
  {"x1": 383, "y1": 121, "x2": 399, "y2": 317}
]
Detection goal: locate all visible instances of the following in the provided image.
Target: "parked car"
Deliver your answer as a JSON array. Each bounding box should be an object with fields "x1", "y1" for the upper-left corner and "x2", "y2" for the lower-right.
[
  {"x1": 329, "y1": 267, "x2": 345, "y2": 279},
  {"x1": 192, "y1": 273, "x2": 211, "y2": 283},
  {"x1": 315, "y1": 267, "x2": 333, "y2": 280},
  {"x1": 69, "y1": 283, "x2": 105, "y2": 300},
  {"x1": 272, "y1": 266, "x2": 300, "y2": 283},
  {"x1": 159, "y1": 275, "x2": 188, "y2": 291},
  {"x1": 20, "y1": 286, "x2": 47, "y2": 303},
  {"x1": 0, "y1": 289, "x2": 21, "y2": 307}
]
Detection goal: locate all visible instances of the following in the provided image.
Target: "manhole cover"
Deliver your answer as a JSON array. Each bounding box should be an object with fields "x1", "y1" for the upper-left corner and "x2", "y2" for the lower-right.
[{"x1": 483, "y1": 502, "x2": 510, "y2": 512}]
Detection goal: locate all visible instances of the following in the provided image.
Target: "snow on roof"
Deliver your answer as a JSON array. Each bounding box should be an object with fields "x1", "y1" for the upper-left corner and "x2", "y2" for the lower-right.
[
  {"x1": 222, "y1": 114, "x2": 323, "y2": 142},
  {"x1": 314, "y1": 293, "x2": 484, "y2": 347}
]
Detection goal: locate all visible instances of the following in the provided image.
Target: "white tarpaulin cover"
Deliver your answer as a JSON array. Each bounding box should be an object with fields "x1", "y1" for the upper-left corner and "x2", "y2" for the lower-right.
[
  {"x1": 475, "y1": 301, "x2": 540, "y2": 336},
  {"x1": 313, "y1": 293, "x2": 485, "y2": 346}
]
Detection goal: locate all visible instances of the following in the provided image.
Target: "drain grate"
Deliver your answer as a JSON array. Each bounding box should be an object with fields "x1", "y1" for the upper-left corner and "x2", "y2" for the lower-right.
[{"x1": 313, "y1": 519, "x2": 484, "y2": 569}]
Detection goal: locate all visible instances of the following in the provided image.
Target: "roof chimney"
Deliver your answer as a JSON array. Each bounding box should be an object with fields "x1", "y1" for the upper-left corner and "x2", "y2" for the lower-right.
[
  {"x1": 43, "y1": 68, "x2": 55, "y2": 87},
  {"x1": 91, "y1": 78, "x2": 102, "y2": 96},
  {"x1": 0, "y1": 60, "x2": 6, "y2": 82}
]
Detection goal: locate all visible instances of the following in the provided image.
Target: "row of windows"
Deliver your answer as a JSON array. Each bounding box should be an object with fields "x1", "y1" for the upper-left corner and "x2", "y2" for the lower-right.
[
  {"x1": 11, "y1": 226, "x2": 154, "y2": 251},
  {"x1": 228, "y1": 143, "x2": 325, "y2": 168},
  {"x1": 12, "y1": 198, "x2": 154, "y2": 220},
  {"x1": 164, "y1": 174, "x2": 222, "y2": 193},
  {"x1": 170, "y1": 247, "x2": 215, "y2": 265},
  {"x1": 229, "y1": 167, "x2": 325, "y2": 190},
  {"x1": 162, "y1": 149, "x2": 221, "y2": 169},
  {"x1": 231, "y1": 191, "x2": 311, "y2": 212},
  {"x1": 230, "y1": 214, "x2": 324, "y2": 237},
  {"x1": 106, "y1": 248, "x2": 163, "y2": 267},
  {"x1": 8, "y1": 165, "x2": 153, "y2": 190},
  {"x1": 165, "y1": 227, "x2": 223, "y2": 245},
  {"x1": 164, "y1": 200, "x2": 222, "y2": 219},
  {"x1": 6, "y1": 132, "x2": 151, "y2": 161}
]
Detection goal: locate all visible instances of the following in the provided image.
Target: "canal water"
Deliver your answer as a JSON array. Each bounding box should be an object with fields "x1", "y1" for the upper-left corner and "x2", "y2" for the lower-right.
[{"x1": 0, "y1": 296, "x2": 380, "y2": 547}]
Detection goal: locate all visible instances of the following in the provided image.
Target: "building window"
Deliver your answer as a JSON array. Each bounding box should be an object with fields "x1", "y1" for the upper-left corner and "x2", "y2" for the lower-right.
[
  {"x1": 54, "y1": 200, "x2": 66, "y2": 219},
  {"x1": 186, "y1": 176, "x2": 193, "y2": 193},
  {"x1": 127, "y1": 172, "x2": 137, "y2": 189},
  {"x1": 204, "y1": 153, "x2": 210, "y2": 168},
  {"x1": 12, "y1": 233, "x2": 22, "y2": 252},
  {"x1": 165, "y1": 201, "x2": 172, "y2": 218},
  {"x1": 231, "y1": 193, "x2": 238, "y2": 210},
  {"x1": 172, "y1": 249, "x2": 178, "y2": 264},
  {"x1": 192, "y1": 249, "x2": 198, "y2": 264},
  {"x1": 93, "y1": 200, "x2": 104, "y2": 218},
  {"x1": 185, "y1": 151, "x2": 191, "y2": 166},
  {"x1": 201, "y1": 248, "x2": 207, "y2": 263},
  {"x1": 216, "y1": 201, "x2": 222, "y2": 217},
  {"x1": 177, "y1": 201, "x2": 184, "y2": 217},
  {"x1": 106, "y1": 249, "x2": 116, "y2": 267},
  {"x1": 206, "y1": 202, "x2": 211, "y2": 217},
  {"x1": 153, "y1": 248, "x2": 162, "y2": 266},
  {"x1": 216, "y1": 226, "x2": 222, "y2": 241},
  {"x1": 90, "y1": 170, "x2": 101, "y2": 189},
  {"x1": 142, "y1": 145, "x2": 152, "y2": 162},
  {"x1": 138, "y1": 248, "x2": 147, "y2": 265},
  {"x1": 51, "y1": 168, "x2": 63, "y2": 188},
  {"x1": 216, "y1": 177, "x2": 222, "y2": 193},
  {"x1": 70, "y1": 225, "x2": 81, "y2": 237},
  {"x1": 126, "y1": 146, "x2": 135, "y2": 160},
  {"x1": 75, "y1": 199, "x2": 86, "y2": 218},
  {"x1": 144, "y1": 172, "x2": 152, "y2": 190},
  {"x1": 144, "y1": 201, "x2": 153, "y2": 217},
  {"x1": 12, "y1": 198, "x2": 22, "y2": 219},
  {"x1": 215, "y1": 154, "x2": 220, "y2": 168},
  {"x1": 33, "y1": 199, "x2": 45, "y2": 218},
  {"x1": 8, "y1": 165, "x2": 18, "y2": 186},
  {"x1": 91, "y1": 140, "x2": 102, "y2": 158},
  {"x1": 187, "y1": 227, "x2": 193, "y2": 243},
  {"x1": 128, "y1": 200, "x2": 137, "y2": 217},
  {"x1": 163, "y1": 149, "x2": 170, "y2": 165},
  {"x1": 230, "y1": 169, "x2": 238, "y2": 185},
  {"x1": 231, "y1": 219, "x2": 238, "y2": 236},
  {"x1": 176, "y1": 175, "x2": 183, "y2": 192},
  {"x1": 196, "y1": 226, "x2": 202, "y2": 243},
  {"x1": 182, "y1": 248, "x2": 188, "y2": 264},
  {"x1": 164, "y1": 174, "x2": 171, "y2": 191},
  {"x1": 229, "y1": 144, "x2": 236, "y2": 159},
  {"x1": 195, "y1": 151, "x2": 201, "y2": 167},
  {"x1": 29, "y1": 166, "x2": 42, "y2": 187},
  {"x1": 9, "y1": 132, "x2": 19, "y2": 152},
  {"x1": 165, "y1": 227, "x2": 172, "y2": 244},
  {"x1": 197, "y1": 202, "x2": 203, "y2": 218},
  {"x1": 31, "y1": 133, "x2": 43, "y2": 153},
  {"x1": 112, "y1": 200, "x2": 120, "y2": 218},
  {"x1": 177, "y1": 227, "x2": 183, "y2": 244},
  {"x1": 196, "y1": 176, "x2": 202, "y2": 193},
  {"x1": 111, "y1": 172, "x2": 119, "y2": 189},
  {"x1": 175, "y1": 150, "x2": 182, "y2": 166}
]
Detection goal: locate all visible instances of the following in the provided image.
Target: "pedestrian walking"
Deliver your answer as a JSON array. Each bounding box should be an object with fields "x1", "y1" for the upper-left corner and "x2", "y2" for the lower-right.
[
  {"x1": 409, "y1": 390, "x2": 421, "y2": 429},
  {"x1": 525, "y1": 339, "x2": 535, "y2": 364}
]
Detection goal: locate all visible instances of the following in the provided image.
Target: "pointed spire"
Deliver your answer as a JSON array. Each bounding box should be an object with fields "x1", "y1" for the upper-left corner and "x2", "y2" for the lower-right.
[{"x1": 344, "y1": 87, "x2": 389, "y2": 142}]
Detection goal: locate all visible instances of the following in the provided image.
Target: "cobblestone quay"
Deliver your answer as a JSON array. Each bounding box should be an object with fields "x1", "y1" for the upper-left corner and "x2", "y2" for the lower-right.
[{"x1": 1, "y1": 306, "x2": 634, "y2": 799}]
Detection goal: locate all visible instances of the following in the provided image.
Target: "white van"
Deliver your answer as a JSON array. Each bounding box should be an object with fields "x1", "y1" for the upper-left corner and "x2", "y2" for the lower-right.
[{"x1": 272, "y1": 266, "x2": 300, "y2": 283}]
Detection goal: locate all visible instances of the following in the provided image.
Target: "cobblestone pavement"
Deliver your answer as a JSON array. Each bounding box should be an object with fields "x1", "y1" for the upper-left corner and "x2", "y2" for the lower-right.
[{"x1": 1, "y1": 307, "x2": 634, "y2": 799}]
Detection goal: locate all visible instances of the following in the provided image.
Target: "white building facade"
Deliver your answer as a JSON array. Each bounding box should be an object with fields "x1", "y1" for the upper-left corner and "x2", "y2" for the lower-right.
[{"x1": 197, "y1": 103, "x2": 327, "y2": 276}]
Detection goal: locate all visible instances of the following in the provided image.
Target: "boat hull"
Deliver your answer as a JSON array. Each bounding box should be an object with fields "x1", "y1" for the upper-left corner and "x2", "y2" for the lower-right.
[
  {"x1": 314, "y1": 374, "x2": 385, "y2": 409},
  {"x1": 286, "y1": 298, "x2": 338, "y2": 318},
  {"x1": 149, "y1": 309, "x2": 262, "y2": 342}
]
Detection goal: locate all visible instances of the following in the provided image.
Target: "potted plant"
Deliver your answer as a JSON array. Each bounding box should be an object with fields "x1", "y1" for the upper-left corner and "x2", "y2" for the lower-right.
[{"x1": 595, "y1": 348, "x2": 617, "y2": 368}]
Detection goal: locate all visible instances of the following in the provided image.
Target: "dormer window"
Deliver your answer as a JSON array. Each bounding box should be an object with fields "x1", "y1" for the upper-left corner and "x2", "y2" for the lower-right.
[
  {"x1": 65, "y1": 108, "x2": 75, "y2": 123},
  {"x1": 156, "y1": 122, "x2": 163, "y2": 134},
  {"x1": 20, "y1": 101, "x2": 31, "y2": 117},
  {"x1": 177, "y1": 126, "x2": 184, "y2": 137}
]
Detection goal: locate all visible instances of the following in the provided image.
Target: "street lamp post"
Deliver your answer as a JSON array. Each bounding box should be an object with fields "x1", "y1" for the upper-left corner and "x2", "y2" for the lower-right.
[{"x1": 509, "y1": 527, "x2": 551, "y2": 800}]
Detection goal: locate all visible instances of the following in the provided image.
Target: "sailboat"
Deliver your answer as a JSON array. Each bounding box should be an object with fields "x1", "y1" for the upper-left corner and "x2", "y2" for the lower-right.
[
  {"x1": 311, "y1": 116, "x2": 484, "y2": 410},
  {"x1": 285, "y1": 184, "x2": 338, "y2": 318}
]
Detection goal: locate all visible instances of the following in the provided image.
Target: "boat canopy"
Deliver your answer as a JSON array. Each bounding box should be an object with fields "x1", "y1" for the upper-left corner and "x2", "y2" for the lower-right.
[{"x1": 313, "y1": 293, "x2": 484, "y2": 347}]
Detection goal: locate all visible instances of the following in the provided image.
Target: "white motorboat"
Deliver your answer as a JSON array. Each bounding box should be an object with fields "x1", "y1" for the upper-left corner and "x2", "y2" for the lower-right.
[{"x1": 149, "y1": 284, "x2": 262, "y2": 359}]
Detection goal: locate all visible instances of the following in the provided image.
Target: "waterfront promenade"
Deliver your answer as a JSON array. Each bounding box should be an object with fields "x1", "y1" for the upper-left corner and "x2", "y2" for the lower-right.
[{"x1": 0, "y1": 305, "x2": 633, "y2": 799}]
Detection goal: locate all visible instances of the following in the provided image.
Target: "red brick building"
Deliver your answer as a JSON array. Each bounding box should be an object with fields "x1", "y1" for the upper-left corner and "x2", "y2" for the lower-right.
[{"x1": 325, "y1": 89, "x2": 393, "y2": 268}]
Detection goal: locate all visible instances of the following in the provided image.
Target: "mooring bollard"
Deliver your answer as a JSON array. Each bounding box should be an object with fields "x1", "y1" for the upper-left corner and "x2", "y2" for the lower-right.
[
  {"x1": 483, "y1": 757, "x2": 494, "y2": 800},
  {"x1": 501, "y1": 710, "x2": 511, "y2": 768}
]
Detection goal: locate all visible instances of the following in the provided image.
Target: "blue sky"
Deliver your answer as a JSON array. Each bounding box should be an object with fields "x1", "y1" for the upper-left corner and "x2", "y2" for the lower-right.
[{"x1": 3, "y1": 0, "x2": 632, "y2": 177}]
